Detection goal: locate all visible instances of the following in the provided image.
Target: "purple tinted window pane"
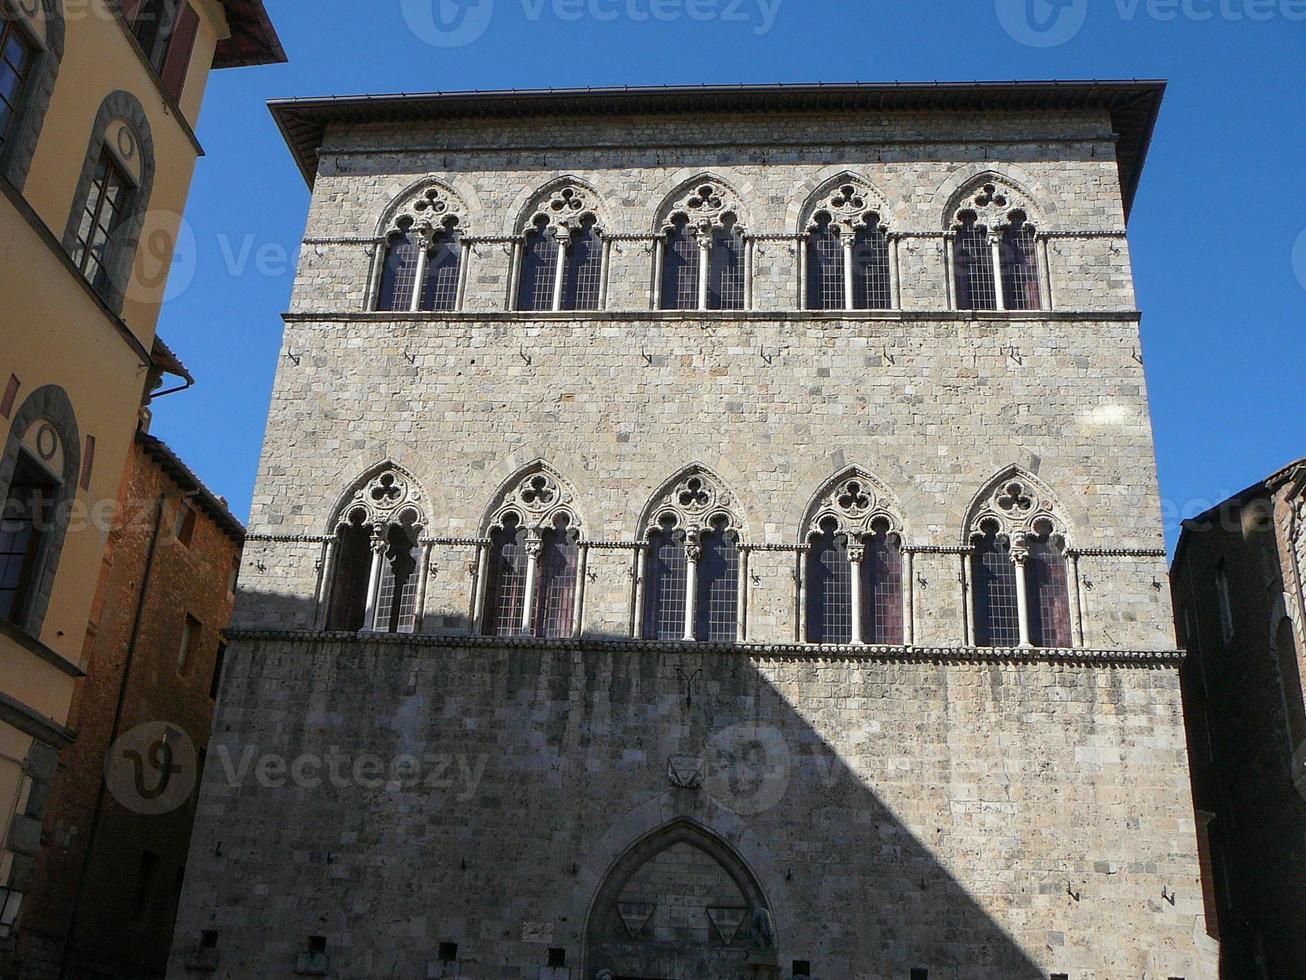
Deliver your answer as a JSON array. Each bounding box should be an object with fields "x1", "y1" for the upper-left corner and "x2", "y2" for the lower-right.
[
  {"x1": 974, "y1": 532, "x2": 1020, "y2": 647},
  {"x1": 853, "y1": 224, "x2": 893, "y2": 310},
  {"x1": 420, "y1": 231, "x2": 461, "y2": 311},
  {"x1": 806, "y1": 528, "x2": 852, "y2": 644},
  {"x1": 535, "y1": 527, "x2": 579, "y2": 639},
  {"x1": 661, "y1": 220, "x2": 699, "y2": 311},
  {"x1": 485, "y1": 522, "x2": 529, "y2": 637},
  {"x1": 861, "y1": 531, "x2": 904, "y2": 645},
  {"x1": 517, "y1": 226, "x2": 559, "y2": 312},
  {"x1": 955, "y1": 218, "x2": 996, "y2": 311},
  {"x1": 1026, "y1": 536, "x2": 1071, "y2": 648},
  {"x1": 377, "y1": 234, "x2": 420, "y2": 310},
  {"x1": 694, "y1": 529, "x2": 739, "y2": 642},
  {"x1": 562, "y1": 221, "x2": 603, "y2": 311},
  {"x1": 1001, "y1": 220, "x2": 1042, "y2": 311},
  {"x1": 807, "y1": 218, "x2": 844, "y2": 311},
  {"x1": 643, "y1": 527, "x2": 687, "y2": 640},
  {"x1": 708, "y1": 225, "x2": 744, "y2": 311}
]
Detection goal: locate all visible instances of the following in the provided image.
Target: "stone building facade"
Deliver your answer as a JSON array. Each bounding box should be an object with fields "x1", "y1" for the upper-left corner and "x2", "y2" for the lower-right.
[
  {"x1": 171, "y1": 82, "x2": 1218, "y2": 979},
  {"x1": 1171, "y1": 458, "x2": 1306, "y2": 978}
]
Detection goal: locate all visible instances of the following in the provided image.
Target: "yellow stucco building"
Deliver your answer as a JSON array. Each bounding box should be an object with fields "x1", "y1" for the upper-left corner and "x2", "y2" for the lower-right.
[{"x1": 0, "y1": 0, "x2": 282, "y2": 946}]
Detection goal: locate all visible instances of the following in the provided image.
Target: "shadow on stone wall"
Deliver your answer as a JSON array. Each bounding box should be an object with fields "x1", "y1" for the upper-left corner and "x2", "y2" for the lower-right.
[{"x1": 167, "y1": 587, "x2": 1057, "y2": 979}]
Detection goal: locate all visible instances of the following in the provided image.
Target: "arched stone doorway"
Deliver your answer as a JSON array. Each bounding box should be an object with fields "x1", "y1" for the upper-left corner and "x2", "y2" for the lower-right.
[{"x1": 586, "y1": 820, "x2": 776, "y2": 980}]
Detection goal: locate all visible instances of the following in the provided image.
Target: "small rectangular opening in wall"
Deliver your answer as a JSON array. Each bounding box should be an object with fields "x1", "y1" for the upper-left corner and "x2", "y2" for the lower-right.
[
  {"x1": 308, "y1": 936, "x2": 326, "y2": 953},
  {"x1": 792, "y1": 961, "x2": 811, "y2": 976},
  {"x1": 439, "y1": 942, "x2": 458, "y2": 962},
  {"x1": 1051, "y1": 974, "x2": 1069, "y2": 980},
  {"x1": 200, "y1": 930, "x2": 218, "y2": 948},
  {"x1": 547, "y1": 948, "x2": 565, "y2": 967},
  {"x1": 911, "y1": 970, "x2": 928, "y2": 980}
]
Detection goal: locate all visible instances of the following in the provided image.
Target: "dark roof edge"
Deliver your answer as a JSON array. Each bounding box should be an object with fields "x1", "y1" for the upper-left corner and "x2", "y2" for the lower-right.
[
  {"x1": 136, "y1": 432, "x2": 246, "y2": 545},
  {"x1": 267, "y1": 79, "x2": 1167, "y2": 218},
  {"x1": 1172, "y1": 454, "x2": 1306, "y2": 569},
  {"x1": 214, "y1": 0, "x2": 287, "y2": 69}
]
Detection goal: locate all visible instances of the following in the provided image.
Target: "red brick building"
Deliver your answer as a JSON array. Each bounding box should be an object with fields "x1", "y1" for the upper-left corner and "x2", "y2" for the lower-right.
[{"x1": 8, "y1": 431, "x2": 243, "y2": 979}]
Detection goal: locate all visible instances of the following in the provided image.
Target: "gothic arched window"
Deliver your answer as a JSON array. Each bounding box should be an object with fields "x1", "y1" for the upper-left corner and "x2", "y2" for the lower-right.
[
  {"x1": 950, "y1": 180, "x2": 1046, "y2": 312},
  {"x1": 802, "y1": 474, "x2": 905, "y2": 645},
  {"x1": 514, "y1": 184, "x2": 608, "y2": 312},
  {"x1": 954, "y1": 212, "x2": 997, "y2": 311},
  {"x1": 803, "y1": 180, "x2": 895, "y2": 311},
  {"x1": 657, "y1": 181, "x2": 749, "y2": 312},
  {"x1": 484, "y1": 512, "x2": 529, "y2": 637},
  {"x1": 966, "y1": 472, "x2": 1075, "y2": 649},
  {"x1": 1000, "y1": 211, "x2": 1042, "y2": 312},
  {"x1": 852, "y1": 219, "x2": 893, "y2": 311},
  {"x1": 324, "y1": 467, "x2": 429, "y2": 634},
  {"x1": 972, "y1": 524, "x2": 1020, "y2": 647},
  {"x1": 480, "y1": 466, "x2": 586, "y2": 639},
  {"x1": 640, "y1": 469, "x2": 745, "y2": 642},
  {"x1": 806, "y1": 213, "x2": 844, "y2": 311},
  {"x1": 374, "y1": 183, "x2": 468, "y2": 313}
]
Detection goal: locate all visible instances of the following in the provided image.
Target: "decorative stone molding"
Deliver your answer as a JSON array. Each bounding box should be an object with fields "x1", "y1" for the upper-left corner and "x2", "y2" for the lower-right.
[
  {"x1": 964, "y1": 466, "x2": 1070, "y2": 550},
  {"x1": 658, "y1": 178, "x2": 745, "y2": 237},
  {"x1": 642, "y1": 466, "x2": 745, "y2": 538},
  {"x1": 803, "y1": 176, "x2": 890, "y2": 236},
  {"x1": 382, "y1": 180, "x2": 466, "y2": 241},
  {"x1": 949, "y1": 176, "x2": 1042, "y2": 235},
  {"x1": 801, "y1": 467, "x2": 903, "y2": 543},
  {"x1": 330, "y1": 463, "x2": 428, "y2": 533},
  {"x1": 486, "y1": 462, "x2": 584, "y2": 535},
  {"x1": 520, "y1": 178, "x2": 607, "y2": 237}
]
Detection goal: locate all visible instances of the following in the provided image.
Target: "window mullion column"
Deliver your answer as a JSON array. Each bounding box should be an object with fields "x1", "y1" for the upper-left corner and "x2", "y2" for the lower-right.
[
  {"x1": 842, "y1": 230, "x2": 855, "y2": 311},
  {"x1": 551, "y1": 231, "x2": 568, "y2": 312},
  {"x1": 849, "y1": 544, "x2": 864, "y2": 645},
  {"x1": 797, "y1": 234, "x2": 808, "y2": 311},
  {"x1": 651, "y1": 238, "x2": 665, "y2": 310},
  {"x1": 632, "y1": 543, "x2": 647, "y2": 638},
  {"x1": 508, "y1": 240, "x2": 524, "y2": 311},
  {"x1": 902, "y1": 547, "x2": 914, "y2": 646},
  {"x1": 455, "y1": 240, "x2": 472, "y2": 311},
  {"x1": 314, "y1": 537, "x2": 337, "y2": 629},
  {"x1": 991, "y1": 234, "x2": 1006, "y2": 312},
  {"x1": 683, "y1": 533, "x2": 700, "y2": 642},
  {"x1": 944, "y1": 232, "x2": 957, "y2": 311},
  {"x1": 1067, "y1": 550, "x2": 1084, "y2": 648},
  {"x1": 736, "y1": 545, "x2": 748, "y2": 643},
  {"x1": 521, "y1": 535, "x2": 542, "y2": 635},
  {"x1": 1012, "y1": 544, "x2": 1032, "y2": 648},
  {"x1": 363, "y1": 527, "x2": 388, "y2": 632},
  {"x1": 889, "y1": 233, "x2": 902, "y2": 310},
  {"x1": 409, "y1": 239, "x2": 430, "y2": 313},
  {"x1": 414, "y1": 539, "x2": 434, "y2": 633},
  {"x1": 1037, "y1": 233, "x2": 1054, "y2": 311},
  {"x1": 696, "y1": 233, "x2": 710, "y2": 312}
]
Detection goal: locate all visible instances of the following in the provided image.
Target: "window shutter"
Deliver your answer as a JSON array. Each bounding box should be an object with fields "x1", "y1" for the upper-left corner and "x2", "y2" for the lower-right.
[{"x1": 160, "y1": 2, "x2": 199, "y2": 102}]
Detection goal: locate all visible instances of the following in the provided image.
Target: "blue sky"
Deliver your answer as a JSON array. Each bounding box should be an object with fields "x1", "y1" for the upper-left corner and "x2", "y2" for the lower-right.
[{"x1": 151, "y1": 0, "x2": 1306, "y2": 548}]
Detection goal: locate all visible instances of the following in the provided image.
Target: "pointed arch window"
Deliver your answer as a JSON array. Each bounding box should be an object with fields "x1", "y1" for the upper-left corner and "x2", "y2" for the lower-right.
[
  {"x1": 967, "y1": 477, "x2": 1075, "y2": 649},
  {"x1": 951, "y1": 181, "x2": 1046, "y2": 312},
  {"x1": 1000, "y1": 211, "x2": 1042, "y2": 312},
  {"x1": 861, "y1": 522, "x2": 904, "y2": 645},
  {"x1": 694, "y1": 516, "x2": 740, "y2": 641},
  {"x1": 480, "y1": 470, "x2": 585, "y2": 638},
  {"x1": 805, "y1": 518, "x2": 852, "y2": 644},
  {"x1": 514, "y1": 186, "x2": 607, "y2": 312},
  {"x1": 658, "y1": 182, "x2": 749, "y2": 312},
  {"x1": 323, "y1": 468, "x2": 429, "y2": 635},
  {"x1": 377, "y1": 217, "x2": 463, "y2": 312},
  {"x1": 802, "y1": 183, "x2": 895, "y2": 311},
  {"x1": 643, "y1": 515, "x2": 688, "y2": 641},
  {"x1": 852, "y1": 220, "x2": 893, "y2": 311},
  {"x1": 806, "y1": 213, "x2": 845, "y2": 311},
  {"x1": 954, "y1": 213, "x2": 997, "y2": 311}
]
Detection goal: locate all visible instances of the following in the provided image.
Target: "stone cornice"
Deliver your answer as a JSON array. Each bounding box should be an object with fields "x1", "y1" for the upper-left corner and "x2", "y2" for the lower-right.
[
  {"x1": 225, "y1": 628, "x2": 1186, "y2": 667},
  {"x1": 282, "y1": 310, "x2": 1144, "y2": 325}
]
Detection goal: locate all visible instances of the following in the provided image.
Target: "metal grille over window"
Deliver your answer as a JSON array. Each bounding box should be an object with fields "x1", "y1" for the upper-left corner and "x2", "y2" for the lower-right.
[
  {"x1": 485, "y1": 513, "x2": 529, "y2": 637},
  {"x1": 517, "y1": 216, "x2": 561, "y2": 312},
  {"x1": 973, "y1": 526, "x2": 1020, "y2": 647},
  {"x1": 535, "y1": 515, "x2": 580, "y2": 639},
  {"x1": 806, "y1": 518, "x2": 853, "y2": 644},
  {"x1": 954, "y1": 214, "x2": 996, "y2": 311},
  {"x1": 806, "y1": 214, "x2": 845, "y2": 311},
  {"x1": 661, "y1": 215, "x2": 699, "y2": 311},
  {"x1": 853, "y1": 222, "x2": 893, "y2": 311},
  {"x1": 419, "y1": 226, "x2": 462, "y2": 312},
  {"x1": 72, "y1": 150, "x2": 133, "y2": 296},
  {"x1": 643, "y1": 517, "x2": 687, "y2": 640},
  {"x1": 1025, "y1": 532, "x2": 1071, "y2": 648},
  {"x1": 562, "y1": 216, "x2": 603, "y2": 311},
  {"x1": 0, "y1": 22, "x2": 35, "y2": 154},
  {"x1": 694, "y1": 518, "x2": 739, "y2": 642},
  {"x1": 1001, "y1": 215, "x2": 1042, "y2": 311},
  {"x1": 861, "y1": 527, "x2": 904, "y2": 645},
  {"x1": 708, "y1": 217, "x2": 745, "y2": 311}
]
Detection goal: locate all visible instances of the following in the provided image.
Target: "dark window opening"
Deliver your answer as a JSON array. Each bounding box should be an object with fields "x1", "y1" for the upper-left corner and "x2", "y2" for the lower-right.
[
  {"x1": 438, "y1": 942, "x2": 458, "y2": 963},
  {"x1": 377, "y1": 224, "x2": 421, "y2": 311},
  {"x1": 954, "y1": 212, "x2": 996, "y2": 311},
  {"x1": 792, "y1": 961, "x2": 811, "y2": 977},
  {"x1": 707, "y1": 214, "x2": 744, "y2": 311},
  {"x1": 326, "y1": 512, "x2": 371, "y2": 632},
  {"x1": 660, "y1": 214, "x2": 699, "y2": 310},
  {"x1": 127, "y1": 0, "x2": 199, "y2": 101},
  {"x1": 643, "y1": 516, "x2": 686, "y2": 640},
  {"x1": 562, "y1": 215, "x2": 603, "y2": 311},
  {"x1": 853, "y1": 219, "x2": 893, "y2": 310},
  {"x1": 1001, "y1": 212, "x2": 1042, "y2": 310},
  {"x1": 973, "y1": 527, "x2": 1019, "y2": 647},
  {"x1": 374, "y1": 520, "x2": 420, "y2": 635},
  {"x1": 174, "y1": 498, "x2": 197, "y2": 545},
  {"x1": 534, "y1": 514, "x2": 579, "y2": 639},
  {"x1": 308, "y1": 936, "x2": 326, "y2": 953},
  {"x1": 1025, "y1": 531, "x2": 1071, "y2": 648},
  {"x1": 694, "y1": 515, "x2": 739, "y2": 642},
  {"x1": 547, "y1": 949, "x2": 566, "y2": 968},
  {"x1": 806, "y1": 212, "x2": 844, "y2": 311},
  {"x1": 484, "y1": 512, "x2": 528, "y2": 637},
  {"x1": 911, "y1": 970, "x2": 928, "y2": 980},
  {"x1": 0, "y1": 452, "x2": 58, "y2": 627},
  {"x1": 517, "y1": 215, "x2": 560, "y2": 312},
  {"x1": 862, "y1": 525, "x2": 904, "y2": 645},
  {"x1": 200, "y1": 930, "x2": 218, "y2": 949},
  {"x1": 71, "y1": 147, "x2": 134, "y2": 297},
  {"x1": 806, "y1": 517, "x2": 852, "y2": 644},
  {"x1": 420, "y1": 223, "x2": 462, "y2": 312},
  {"x1": 0, "y1": 21, "x2": 36, "y2": 156}
]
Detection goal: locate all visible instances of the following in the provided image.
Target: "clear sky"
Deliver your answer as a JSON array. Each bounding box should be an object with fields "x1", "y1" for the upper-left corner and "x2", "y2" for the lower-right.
[{"x1": 150, "y1": 0, "x2": 1306, "y2": 549}]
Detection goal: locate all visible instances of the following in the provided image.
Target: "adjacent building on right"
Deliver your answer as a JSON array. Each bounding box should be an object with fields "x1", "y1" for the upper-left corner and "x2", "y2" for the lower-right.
[{"x1": 1171, "y1": 456, "x2": 1306, "y2": 978}]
